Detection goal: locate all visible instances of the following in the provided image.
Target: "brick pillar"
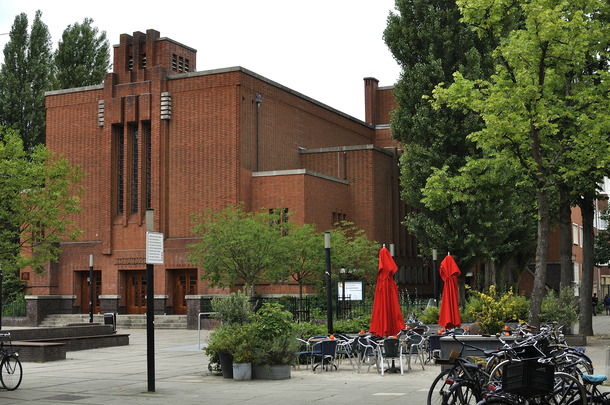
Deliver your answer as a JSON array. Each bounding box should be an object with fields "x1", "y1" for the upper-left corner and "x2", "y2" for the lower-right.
[{"x1": 25, "y1": 295, "x2": 76, "y2": 326}]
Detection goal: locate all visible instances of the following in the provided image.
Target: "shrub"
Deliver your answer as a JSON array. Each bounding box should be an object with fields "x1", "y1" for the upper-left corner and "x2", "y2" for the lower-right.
[
  {"x1": 419, "y1": 305, "x2": 440, "y2": 324},
  {"x1": 333, "y1": 317, "x2": 371, "y2": 334},
  {"x1": 211, "y1": 290, "x2": 250, "y2": 324},
  {"x1": 540, "y1": 286, "x2": 577, "y2": 329},
  {"x1": 251, "y1": 303, "x2": 299, "y2": 365},
  {"x1": 464, "y1": 286, "x2": 526, "y2": 334}
]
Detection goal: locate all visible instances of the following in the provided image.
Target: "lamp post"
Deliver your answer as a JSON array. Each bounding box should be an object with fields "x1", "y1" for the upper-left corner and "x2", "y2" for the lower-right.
[
  {"x1": 324, "y1": 232, "x2": 333, "y2": 335},
  {"x1": 146, "y1": 209, "x2": 155, "y2": 392},
  {"x1": 0, "y1": 263, "x2": 3, "y2": 330},
  {"x1": 89, "y1": 255, "x2": 94, "y2": 323},
  {"x1": 432, "y1": 249, "x2": 439, "y2": 306},
  {"x1": 339, "y1": 267, "x2": 346, "y2": 319}
]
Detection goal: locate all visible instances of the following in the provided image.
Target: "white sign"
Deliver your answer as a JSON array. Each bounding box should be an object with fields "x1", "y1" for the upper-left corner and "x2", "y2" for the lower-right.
[
  {"x1": 146, "y1": 232, "x2": 164, "y2": 264},
  {"x1": 338, "y1": 281, "x2": 363, "y2": 301}
]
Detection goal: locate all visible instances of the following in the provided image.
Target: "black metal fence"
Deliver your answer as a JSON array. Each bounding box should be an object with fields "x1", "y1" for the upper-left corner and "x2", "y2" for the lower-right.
[{"x1": 253, "y1": 296, "x2": 430, "y2": 323}]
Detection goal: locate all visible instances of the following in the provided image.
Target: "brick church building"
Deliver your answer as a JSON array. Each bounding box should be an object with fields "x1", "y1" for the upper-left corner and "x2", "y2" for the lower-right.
[{"x1": 23, "y1": 29, "x2": 426, "y2": 325}]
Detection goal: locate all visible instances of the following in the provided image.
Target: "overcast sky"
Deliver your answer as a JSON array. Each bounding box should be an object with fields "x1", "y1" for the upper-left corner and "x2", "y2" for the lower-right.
[{"x1": 0, "y1": 0, "x2": 401, "y2": 121}]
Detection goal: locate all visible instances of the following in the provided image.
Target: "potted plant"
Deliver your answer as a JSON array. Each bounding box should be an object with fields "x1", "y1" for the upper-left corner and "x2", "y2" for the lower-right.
[
  {"x1": 251, "y1": 303, "x2": 300, "y2": 380},
  {"x1": 204, "y1": 291, "x2": 251, "y2": 378}
]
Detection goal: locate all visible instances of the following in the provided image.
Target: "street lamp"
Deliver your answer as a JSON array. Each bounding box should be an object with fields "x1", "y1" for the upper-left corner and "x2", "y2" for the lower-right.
[
  {"x1": 432, "y1": 249, "x2": 439, "y2": 306},
  {"x1": 324, "y1": 232, "x2": 333, "y2": 335},
  {"x1": 339, "y1": 267, "x2": 346, "y2": 319},
  {"x1": 89, "y1": 255, "x2": 94, "y2": 323}
]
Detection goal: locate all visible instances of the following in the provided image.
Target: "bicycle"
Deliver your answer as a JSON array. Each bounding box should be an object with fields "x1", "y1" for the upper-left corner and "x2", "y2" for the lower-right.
[
  {"x1": 581, "y1": 374, "x2": 610, "y2": 404},
  {"x1": 0, "y1": 333, "x2": 22, "y2": 390},
  {"x1": 427, "y1": 335, "x2": 491, "y2": 405}
]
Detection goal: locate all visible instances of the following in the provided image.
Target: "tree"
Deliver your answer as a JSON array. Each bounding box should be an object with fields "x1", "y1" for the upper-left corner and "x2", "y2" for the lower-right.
[
  {"x1": 433, "y1": 0, "x2": 610, "y2": 327},
  {"x1": 595, "y1": 207, "x2": 610, "y2": 266},
  {"x1": 54, "y1": 18, "x2": 110, "y2": 89},
  {"x1": 279, "y1": 223, "x2": 324, "y2": 299},
  {"x1": 0, "y1": 11, "x2": 53, "y2": 150},
  {"x1": 0, "y1": 127, "x2": 82, "y2": 278},
  {"x1": 384, "y1": 0, "x2": 534, "y2": 287},
  {"x1": 188, "y1": 205, "x2": 287, "y2": 298}
]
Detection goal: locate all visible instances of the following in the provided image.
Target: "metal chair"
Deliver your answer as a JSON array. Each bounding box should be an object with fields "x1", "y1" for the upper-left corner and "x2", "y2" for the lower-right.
[
  {"x1": 406, "y1": 333, "x2": 426, "y2": 370},
  {"x1": 378, "y1": 337, "x2": 404, "y2": 375},
  {"x1": 335, "y1": 336, "x2": 357, "y2": 370},
  {"x1": 426, "y1": 334, "x2": 443, "y2": 363},
  {"x1": 357, "y1": 336, "x2": 380, "y2": 373},
  {"x1": 311, "y1": 339, "x2": 338, "y2": 372}
]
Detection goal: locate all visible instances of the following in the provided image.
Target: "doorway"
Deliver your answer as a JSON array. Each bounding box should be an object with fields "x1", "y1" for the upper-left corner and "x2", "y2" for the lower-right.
[
  {"x1": 79, "y1": 271, "x2": 101, "y2": 314},
  {"x1": 126, "y1": 271, "x2": 147, "y2": 314},
  {"x1": 172, "y1": 270, "x2": 197, "y2": 315}
]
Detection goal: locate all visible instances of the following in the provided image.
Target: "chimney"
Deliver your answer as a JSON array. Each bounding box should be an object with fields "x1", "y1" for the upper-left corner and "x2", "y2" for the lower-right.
[{"x1": 364, "y1": 77, "x2": 379, "y2": 126}]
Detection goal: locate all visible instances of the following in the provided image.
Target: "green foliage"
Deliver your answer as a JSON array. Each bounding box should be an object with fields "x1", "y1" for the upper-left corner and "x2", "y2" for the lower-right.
[
  {"x1": 189, "y1": 205, "x2": 287, "y2": 297},
  {"x1": 540, "y1": 287, "x2": 578, "y2": 329},
  {"x1": 595, "y1": 207, "x2": 610, "y2": 266},
  {"x1": 211, "y1": 291, "x2": 251, "y2": 324},
  {"x1": 54, "y1": 18, "x2": 110, "y2": 89},
  {"x1": 463, "y1": 286, "x2": 526, "y2": 334},
  {"x1": 251, "y1": 303, "x2": 299, "y2": 365},
  {"x1": 204, "y1": 322, "x2": 255, "y2": 363},
  {"x1": 327, "y1": 222, "x2": 379, "y2": 287},
  {"x1": 0, "y1": 128, "x2": 82, "y2": 274},
  {"x1": 0, "y1": 11, "x2": 53, "y2": 150},
  {"x1": 333, "y1": 317, "x2": 371, "y2": 334},
  {"x1": 419, "y1": 305, "x2": 440, "y2": 325},
  {"x1": 293, "y1": 322, "x2": 327, "y2": 340},
  {"x1": 279, "y1": 223, "x2": 324, "y2": 298}
]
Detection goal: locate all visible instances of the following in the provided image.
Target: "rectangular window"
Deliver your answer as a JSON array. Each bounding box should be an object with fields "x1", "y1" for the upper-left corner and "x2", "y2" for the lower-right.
[
  {"x1": 143, "y1": 121, "x2": 152, "y2": 210},
  {"x1": 172, "y1": 54, "x2": 177, "y2": 70},
  {"x1": 573, "y1": 223, "x2": 579, "y2": 245},
  {"x1": 114, "y1": 125, "x2": 125, "y2": 215},
  {"x1": 141, "y1": 54, "x2": 147, "y2": 69},
  {"x1": 130, "y1": 124, "x2": 139, "y2": 214},
  {"x1": 178, "y1": 56, "x2": 184, "y2": 72},
  {"x1": 128, "y1": 55, "x2": 133, "y2": 71},
  {"x1": 184, "y1": 59, "x2": 190, "y2": 72},
  {"x1": 332, "y1": 212, "x2": 347, "y2": 225}
]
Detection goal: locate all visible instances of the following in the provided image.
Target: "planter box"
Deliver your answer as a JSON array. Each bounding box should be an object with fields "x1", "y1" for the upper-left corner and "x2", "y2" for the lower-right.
[
  {"x1": 439, "y1": 335, "x2": 517, "y2": 369},
  {"x1": 252, "y1": 364, "x2": 291, "y2": 380},
  {"x1": 232, "y1": 362, "x2": 252, "y2": 381}
]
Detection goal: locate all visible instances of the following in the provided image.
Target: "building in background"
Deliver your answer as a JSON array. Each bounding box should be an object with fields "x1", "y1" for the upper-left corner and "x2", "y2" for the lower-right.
[{"x1": 23, "y1": 29, "x2": 427, "y2": 326}]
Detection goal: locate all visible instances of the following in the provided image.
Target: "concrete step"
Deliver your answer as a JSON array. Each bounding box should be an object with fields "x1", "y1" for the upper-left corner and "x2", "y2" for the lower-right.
[{"x1": 39, "y1": 314, "x2": 188, "y2": 329}]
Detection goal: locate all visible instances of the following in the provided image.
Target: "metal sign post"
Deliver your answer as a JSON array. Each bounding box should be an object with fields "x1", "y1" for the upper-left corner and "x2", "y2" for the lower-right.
[{"x1": 145, "y1": 210, "x2": 164, "y2": 393}]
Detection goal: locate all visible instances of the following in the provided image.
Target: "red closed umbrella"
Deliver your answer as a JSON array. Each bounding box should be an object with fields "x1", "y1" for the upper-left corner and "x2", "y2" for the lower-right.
[
  {"x1": 438, "y1": 255, "x2": 461, "y2": 329},
  {"x1": 369, "y1": 247, "x2": 404, "y2": 337}
]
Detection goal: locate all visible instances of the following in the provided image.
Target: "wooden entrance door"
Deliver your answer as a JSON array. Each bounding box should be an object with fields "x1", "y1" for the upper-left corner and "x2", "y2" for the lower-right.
[
  {"x1": 80, "y1": 271, "x2": 101, "y2": 314},
  {"x1": 126, "y1": 271, "x2": 147, "y2": 314},
  {"x1": 172, "y1": 270, "x2": 197, "y2": 315}
]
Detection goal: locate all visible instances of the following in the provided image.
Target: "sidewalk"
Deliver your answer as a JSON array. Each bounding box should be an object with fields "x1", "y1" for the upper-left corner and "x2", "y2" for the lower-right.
[{"x1": 2, "y1": 316, "x2": 610, "y2": 404}]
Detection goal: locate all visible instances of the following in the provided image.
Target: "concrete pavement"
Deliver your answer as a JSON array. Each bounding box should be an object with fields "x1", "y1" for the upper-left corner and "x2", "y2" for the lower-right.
[{"x1": 2, "y1": 316, "x2": 610, "y2": 404}]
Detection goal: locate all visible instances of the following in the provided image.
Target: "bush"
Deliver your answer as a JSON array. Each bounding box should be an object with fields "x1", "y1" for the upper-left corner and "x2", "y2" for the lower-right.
[
  {"x1": 463, "y1": 286, "x2": 526, "y2": 334},
  {"x1": 333, "y1": 317, "x2": 371, "y2": 334},
  {"x1": 251, "y1": 303, "x2": 299, "y2": 365},
  {"x1": 211, "y1": 290, "x2": 250, "y2": 324},
  {"x1": 419, "y1": 305, "x2": 440, "y2": 324},
  {"x1": 540, "y1": 286, "x2": 577, "y2": 329}
]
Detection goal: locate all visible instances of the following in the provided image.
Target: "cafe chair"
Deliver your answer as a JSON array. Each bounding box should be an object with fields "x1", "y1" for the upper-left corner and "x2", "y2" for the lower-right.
[
  {"x1": 311, "y1": 339, "x2": 338, "y2": 372},
  {"x1": 296, "y1": 338, "x2": 313, "y2": 369},
  {"x1": 406, "y1": 333, "x2": 426, "y2": 371},
  {"x1": 335, "y1": 337, "x2": 357, "y2": 370},
  {"x1": 357, "y1": 336, "x2": 380, "y2": 373},
  {"x1": 378, "y1": 337, "x2": 403, "y2": 375},
  {"x1": 426, "y1": 334, "x2": 443, "y2": 364}
]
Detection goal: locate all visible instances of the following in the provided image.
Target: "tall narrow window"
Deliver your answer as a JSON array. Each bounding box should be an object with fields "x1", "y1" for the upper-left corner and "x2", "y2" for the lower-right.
[
  {"x1": 114, "y1": 125, "x2": 125, "y2": 215},
  {"x1": 130, "y1": 124, "x2": 139, "y2": 214},
  {"x1": 143, "y1": 121, "x2": 152, "y2": 210}
]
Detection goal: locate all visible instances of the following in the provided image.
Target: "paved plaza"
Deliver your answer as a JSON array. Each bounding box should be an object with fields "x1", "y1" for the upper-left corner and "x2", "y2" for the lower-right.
[{"x1": 2, "y1": 317, "x2": 610, "y2": 404}]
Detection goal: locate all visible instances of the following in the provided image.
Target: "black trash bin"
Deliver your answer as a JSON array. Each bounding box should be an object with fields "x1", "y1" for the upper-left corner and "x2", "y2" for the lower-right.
[{"x1": 103, "y1": 312, "x2": 117, "y2": 332}]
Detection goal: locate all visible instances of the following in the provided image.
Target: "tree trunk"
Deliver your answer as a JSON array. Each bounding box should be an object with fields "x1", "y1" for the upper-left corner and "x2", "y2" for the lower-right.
[
  {"x1": 578, "y1": 193, "x2": 595, "y2": 336},
  {"x1": 559, "y1": 184, "x2": 574, "y2": 290},
  {"x1": 529, "y1": 189, "x2": 550, "y2": 327}
]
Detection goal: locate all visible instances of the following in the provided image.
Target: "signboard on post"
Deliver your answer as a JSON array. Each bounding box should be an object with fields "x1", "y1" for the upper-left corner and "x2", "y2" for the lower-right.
[
  {"x1": 146, "y1": 232, "x2": 164, "y2": 265},
  {"x1": 337, "y1": 280, "x2": 364, "y2": 301}
]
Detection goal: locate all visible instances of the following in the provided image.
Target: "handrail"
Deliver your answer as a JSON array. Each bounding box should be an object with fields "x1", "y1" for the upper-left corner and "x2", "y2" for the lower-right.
[{"x1": 198, "y1": 312, "x2": 218, "y2": 350}]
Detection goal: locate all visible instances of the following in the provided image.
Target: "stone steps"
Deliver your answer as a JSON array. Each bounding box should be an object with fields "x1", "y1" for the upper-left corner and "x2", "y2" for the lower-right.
[{"x1": 39, "y1": 314, "x2": 188, "y2": 329}]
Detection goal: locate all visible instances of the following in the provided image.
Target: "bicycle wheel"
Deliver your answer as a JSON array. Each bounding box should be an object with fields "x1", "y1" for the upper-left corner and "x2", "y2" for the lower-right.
[
  {"x1": 487, "y1": 359, "x2": 510, "y2": 391},
  {"x1": 475, "y1": 395, "x2": 517, "y2": 405},
  {"x1": 444, "y1": 380, "x2": 480, "y2": 405},
  {"x1": 428, "y1": 369, "x2": 455, "y2": 405},
  {"x1": 545, "y1": 371, "x2": 586, "y2": 405},
  {"x1": 0, "y1": 354, "x2": 22, "y2": 390}
]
